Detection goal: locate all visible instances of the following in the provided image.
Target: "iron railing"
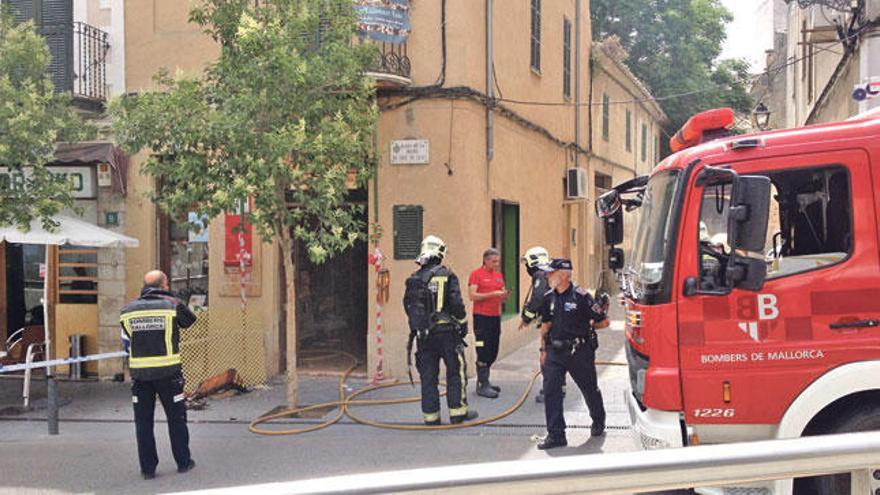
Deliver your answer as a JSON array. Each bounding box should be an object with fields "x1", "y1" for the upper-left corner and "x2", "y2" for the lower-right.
[
  {"x1": 366, "y1": 40, "x2": 411, "y2": 80},
  {"x1": 71, "y1": 21, "x2": 110, "y2": 105},
  {"x1": 167, "y1": 431, "x2": 880, "y2": 494}
]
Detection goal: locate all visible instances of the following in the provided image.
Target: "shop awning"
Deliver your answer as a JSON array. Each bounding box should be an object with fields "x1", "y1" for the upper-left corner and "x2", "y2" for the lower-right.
[
  {"x1": 0, "y1": 215, "x2": 139, "y2": 248},
  {"x1": 53, "y1": 141, "x2": 129, "y2": 196}
]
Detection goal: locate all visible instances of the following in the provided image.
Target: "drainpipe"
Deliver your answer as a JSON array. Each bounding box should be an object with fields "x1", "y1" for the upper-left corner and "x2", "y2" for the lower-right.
[
  {"x1": 575, "y1": 0, "x2": 587, "y2": 284},
  {"x1": 486, "y1": 0, "x2": 494, "y2": 168},
  {"x1": 574, "y1": 0, "x2": 581, "y2": 168},
  {"x1": 859, "y1": 1, "x2": 880, "y2": 114}
]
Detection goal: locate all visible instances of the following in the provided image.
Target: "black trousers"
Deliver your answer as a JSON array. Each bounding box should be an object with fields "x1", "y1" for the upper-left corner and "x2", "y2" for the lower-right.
[
  {"x1": 473, "y1": 314, "x2": 501, "y2": 367},
  {"x1": 416, "y1": 331, "x2": 468, "y2": 421},
  {"x1": 132, "y1": 371, "x2": 191, "y2": 474},
  {"x1": 542, "y1": 344, "x2": 606, "y2": 439}
]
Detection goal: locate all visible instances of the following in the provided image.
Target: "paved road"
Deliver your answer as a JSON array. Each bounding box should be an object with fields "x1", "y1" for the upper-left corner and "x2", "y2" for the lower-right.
[{"x1": 1, "y1": 324, "x2": 689, "y2": 494}]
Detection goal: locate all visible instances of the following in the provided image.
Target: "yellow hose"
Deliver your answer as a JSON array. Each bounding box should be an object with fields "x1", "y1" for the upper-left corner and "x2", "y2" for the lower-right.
[{"x1": 249, "y1": 352, "x2": 626, "y2": 436}]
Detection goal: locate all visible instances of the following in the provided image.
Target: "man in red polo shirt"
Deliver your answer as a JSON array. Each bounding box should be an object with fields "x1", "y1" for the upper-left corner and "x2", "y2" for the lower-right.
[{"x1": 468, "y1": 248, "x2": 509, "y2": 398}]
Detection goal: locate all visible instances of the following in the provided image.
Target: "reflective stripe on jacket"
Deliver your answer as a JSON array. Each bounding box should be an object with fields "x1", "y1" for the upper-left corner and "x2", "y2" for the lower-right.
[{"x1": 120, "y1": 287, "x2": 197, "y2": 380}]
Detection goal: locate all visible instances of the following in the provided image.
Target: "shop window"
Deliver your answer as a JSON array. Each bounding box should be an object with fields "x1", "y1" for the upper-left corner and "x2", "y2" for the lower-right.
[
  {"x1": 160, "y1": 212, "x2": 209, "y2": 308},
  {"x1": 58, "y1": 246, "x2": 97, "y2": 304},
  {"x1": 492, "y1": 200, "x2": 520, "y2": 315}
]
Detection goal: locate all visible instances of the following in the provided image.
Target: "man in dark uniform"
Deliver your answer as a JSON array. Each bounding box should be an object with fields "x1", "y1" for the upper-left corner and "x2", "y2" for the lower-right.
[
  {"x1": 120, "y1": 270, "x2": 197, "y2": 479},
  {"x1": 536, "y1": 259, "x2": 608, "y2": 450},
  {"x1": 518, "y1": 246, "x2": 563, "y2": 404},
  {"x1": 404, "y1": 235, "x2": 478, "y2": 425}
]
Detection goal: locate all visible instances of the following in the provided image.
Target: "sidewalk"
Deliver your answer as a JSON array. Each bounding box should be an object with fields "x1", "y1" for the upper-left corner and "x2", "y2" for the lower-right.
[{"x1": 1, "y1": 326, "x2": 629, "y2": 428}]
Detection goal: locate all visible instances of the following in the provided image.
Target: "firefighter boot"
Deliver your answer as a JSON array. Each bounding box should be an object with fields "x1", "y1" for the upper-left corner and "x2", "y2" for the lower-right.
[
  {"x1": 450, "y1": 409, "x2": 479, "y2": 424},
  {"x1": 476, "y1": 364, "x2": 499, "y2": 399},
  {"x1": 487, "y1": 367, "x2": 501, "y2": 393}
]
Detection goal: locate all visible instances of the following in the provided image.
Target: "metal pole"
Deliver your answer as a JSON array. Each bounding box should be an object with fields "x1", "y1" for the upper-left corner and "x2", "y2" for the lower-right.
[{"x1": 44, "y1": 245, "x2": 59, "y2": 435}]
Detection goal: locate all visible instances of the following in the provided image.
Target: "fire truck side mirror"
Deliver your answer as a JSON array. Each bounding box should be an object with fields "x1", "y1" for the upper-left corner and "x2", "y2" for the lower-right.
[
  {"x1": 726, "y1": 175, "x2": 771, "y2": 291},
  {"x1": 603, "y1": 208, "x2": 625, "y2": 246},
  {"x1": 728, "y1": 175, "x2": 771, "y2": 253},
  {"x1": 608, "y1": 247, "x2": 624, "y2": 271}
]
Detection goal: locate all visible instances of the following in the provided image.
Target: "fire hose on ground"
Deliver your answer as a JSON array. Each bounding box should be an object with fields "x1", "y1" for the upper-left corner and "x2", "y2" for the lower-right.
[{"x1": 248, "y1": 351, "x2": 627, "y2": 436}]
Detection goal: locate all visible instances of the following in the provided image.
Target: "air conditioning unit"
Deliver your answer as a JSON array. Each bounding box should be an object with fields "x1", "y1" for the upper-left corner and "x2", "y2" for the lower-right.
[{"x1": 566, "y1": 167, "x2": 588, "y2": 199}]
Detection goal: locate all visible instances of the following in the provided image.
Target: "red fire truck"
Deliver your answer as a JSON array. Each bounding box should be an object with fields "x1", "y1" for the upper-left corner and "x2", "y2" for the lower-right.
[{"x1": 596, "y1": 107, "x2": 880, "y2": 495}]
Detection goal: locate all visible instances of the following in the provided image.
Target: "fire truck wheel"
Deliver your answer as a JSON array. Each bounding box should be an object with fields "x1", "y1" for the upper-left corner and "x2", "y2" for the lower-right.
[{"x1": 809, "y1": 403, "x2": 880, "y2": 495}]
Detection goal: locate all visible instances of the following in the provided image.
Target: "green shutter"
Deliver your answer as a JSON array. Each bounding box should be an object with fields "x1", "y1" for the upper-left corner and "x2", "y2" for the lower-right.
[
  {"x1": 501, "y1": 203, "x2": 519, "y2": 315},
  {"x1": 393, "y1": 205, "x2": 423, "y2": 260},
  {"x1": 7, "y1": 0, "x2": 36, "y2": 23},
  {"x1": 39, "y1": 0, "x2": 73, "y2": 93}
]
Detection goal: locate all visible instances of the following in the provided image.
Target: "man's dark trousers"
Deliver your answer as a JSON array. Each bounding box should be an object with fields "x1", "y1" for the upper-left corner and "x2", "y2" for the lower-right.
[
  {"x1": 132, "y1": 371, "x2": 191, "y2": 475},
  {"x1": 542, "y1": 344, "x2": 605, "y2": 439},
  {"x1": 473, "y1": 314, "x2": 501, "y2": 367},
  {"x1": 416, "y1": 330, "x2": 467, "y2": 419}
]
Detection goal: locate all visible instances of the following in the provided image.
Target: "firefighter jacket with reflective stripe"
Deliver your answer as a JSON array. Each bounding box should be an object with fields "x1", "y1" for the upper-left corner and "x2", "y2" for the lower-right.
[
  {"x1": 521, "y1": 270, "x2": 551, "y2": 325},
  {"x1": 120, "y1": 287, "x2": 197, "y2": 381},
  {"x1": 404, "y1": 262, "x2": 467, "y2": 333}
]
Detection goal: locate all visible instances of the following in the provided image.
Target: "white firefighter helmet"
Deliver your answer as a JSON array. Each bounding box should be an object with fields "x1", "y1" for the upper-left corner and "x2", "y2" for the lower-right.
[
  {"x1": 699, "y1": 221, "x2": 710, "y2": 242},
  {"x1": 522, "y1": 246, "x2": 550, "y2": 269},
  {"x1": 417, "y1": 235, "x2": 447, "y2": 264}
]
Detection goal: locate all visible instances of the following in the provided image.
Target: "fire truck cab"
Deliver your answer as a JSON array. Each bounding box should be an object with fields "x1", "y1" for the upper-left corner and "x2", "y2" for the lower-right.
[{"x1": 596, "y1": 107, "x2": 880, "y2": 494}]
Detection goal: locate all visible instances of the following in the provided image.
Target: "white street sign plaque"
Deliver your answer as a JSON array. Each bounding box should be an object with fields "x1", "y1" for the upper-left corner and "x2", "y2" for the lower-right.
[{"x1": 390, "y1": 139, "x2": 429, "y2": 165}]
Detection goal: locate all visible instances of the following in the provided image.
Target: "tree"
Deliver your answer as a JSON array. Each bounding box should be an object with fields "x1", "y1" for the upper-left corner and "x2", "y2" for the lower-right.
[
  {"x1": 0, "y1": 11, "x2": 93, "y2": 229},
  {"x1": 110, "y1": 0, "x2": 378, "y2": 406},
  {"x1": 591, "y1": 0, "x2": 753, "y2": 130}
]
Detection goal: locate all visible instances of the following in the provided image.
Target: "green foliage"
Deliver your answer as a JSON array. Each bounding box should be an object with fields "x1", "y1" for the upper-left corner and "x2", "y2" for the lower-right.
[
  {"x1": 592, "y1": 0, "x2": 753, "y2": 130},
  {"x1": 111, "y1": 0, "x2": 378, "y2": 264},
  {"x1": 0, "y1": 10, "x2": 94, "y2": 229}
]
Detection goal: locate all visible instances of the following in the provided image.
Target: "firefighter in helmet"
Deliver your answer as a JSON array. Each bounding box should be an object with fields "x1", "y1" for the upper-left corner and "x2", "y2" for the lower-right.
[
  {"x1": 519, "y1": 246, "x2": 564, "y2": 403},
  {"x1": 403, "y1": 235, "x2": 478, "y2": 425}
]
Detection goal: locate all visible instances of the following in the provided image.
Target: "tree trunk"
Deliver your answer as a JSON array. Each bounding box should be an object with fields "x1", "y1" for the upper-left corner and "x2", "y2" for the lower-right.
[{"x1": 279, "y1": 227, "x2": 297, "y2": 407}]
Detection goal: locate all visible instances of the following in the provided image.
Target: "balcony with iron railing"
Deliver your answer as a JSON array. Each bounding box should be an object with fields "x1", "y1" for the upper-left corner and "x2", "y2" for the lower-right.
[
  {"x1": 41, "y1": 21, "x2": 110, "y2": 111},
  {"x1": 364, "y1": 40, "x2": 411, "y2": 88},
  {"x1": 68, "y1": 22, "x2": 110, "y2": 110}
]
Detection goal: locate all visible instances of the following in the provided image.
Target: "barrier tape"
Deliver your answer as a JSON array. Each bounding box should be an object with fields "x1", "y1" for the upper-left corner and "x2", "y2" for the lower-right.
[{"x1": 0, "y1": 351, "x2": 128, "y2": 374}]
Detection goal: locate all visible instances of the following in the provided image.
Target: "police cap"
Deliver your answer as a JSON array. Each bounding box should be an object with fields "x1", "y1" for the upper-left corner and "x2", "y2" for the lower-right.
[{"x1": 541, "y1": 258, "x2": 573, "y2": 272}]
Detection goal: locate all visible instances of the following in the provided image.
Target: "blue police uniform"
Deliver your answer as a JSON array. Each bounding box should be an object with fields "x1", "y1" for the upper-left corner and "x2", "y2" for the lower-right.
[{"x1": 537, "y1": 259, "x2": 607, "y2": 449}]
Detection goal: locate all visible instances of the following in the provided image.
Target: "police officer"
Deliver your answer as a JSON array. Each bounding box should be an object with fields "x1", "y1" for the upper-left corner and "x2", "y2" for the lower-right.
[
  {"x1": 120, "y1": 270, "x2": 197, "y2": 479},
  {"x1": 536, "y1": 259, "x2": 608, "y2": 450},
  {"x1": 403, "y1": 236, "x2": 478, "y2": 425},
  {"x1": 517, "y1": 246, "x2": 563, "y2": 404}
]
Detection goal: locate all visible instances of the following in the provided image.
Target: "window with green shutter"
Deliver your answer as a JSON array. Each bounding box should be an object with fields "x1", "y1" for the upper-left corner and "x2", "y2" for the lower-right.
[
  {"x1": 602, "y1": 93, "x2": 610, "y2": 142},
  {"x1": 393, "y1": 205, "x2": 423, "y2": 260},
  {"x1": 625, "y1": 110, "x2": 632, "y2": 152},
  {"x1": 7, "y1": 0, "x2": 73, "y2": 93}
]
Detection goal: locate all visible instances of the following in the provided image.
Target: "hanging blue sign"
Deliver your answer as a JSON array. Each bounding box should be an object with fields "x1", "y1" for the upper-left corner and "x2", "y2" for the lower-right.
[{"x1": 355, "y1": 0, "x2": 411, "y2": 44}]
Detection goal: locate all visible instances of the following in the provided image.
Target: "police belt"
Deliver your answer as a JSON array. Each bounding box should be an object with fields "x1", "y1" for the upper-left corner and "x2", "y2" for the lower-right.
[{"x1": 548, "y1": 337, "x2": 587, "y2": 351}]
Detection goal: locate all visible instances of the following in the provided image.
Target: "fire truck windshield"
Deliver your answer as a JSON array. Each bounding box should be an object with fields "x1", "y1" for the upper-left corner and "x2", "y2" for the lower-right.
[{"x1": 626, "y1": 170, "x2": 681, "y2": 301}]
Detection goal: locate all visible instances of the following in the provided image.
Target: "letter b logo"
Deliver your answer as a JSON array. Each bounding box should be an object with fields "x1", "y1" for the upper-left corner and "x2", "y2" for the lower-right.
[{"x1": 757, "y1": 294, "x2": 779, "y2": 321}]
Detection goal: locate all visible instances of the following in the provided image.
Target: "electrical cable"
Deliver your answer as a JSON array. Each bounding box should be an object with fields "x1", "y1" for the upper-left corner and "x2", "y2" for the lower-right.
[{"x1": 249, "y1": 351, "x2": 627, "y2": 436}]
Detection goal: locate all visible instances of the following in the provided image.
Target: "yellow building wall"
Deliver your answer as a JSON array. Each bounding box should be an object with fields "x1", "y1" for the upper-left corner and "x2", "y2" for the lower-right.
[{"x1": 122, "y1": 0, "x2": 596, "y2": 380}]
